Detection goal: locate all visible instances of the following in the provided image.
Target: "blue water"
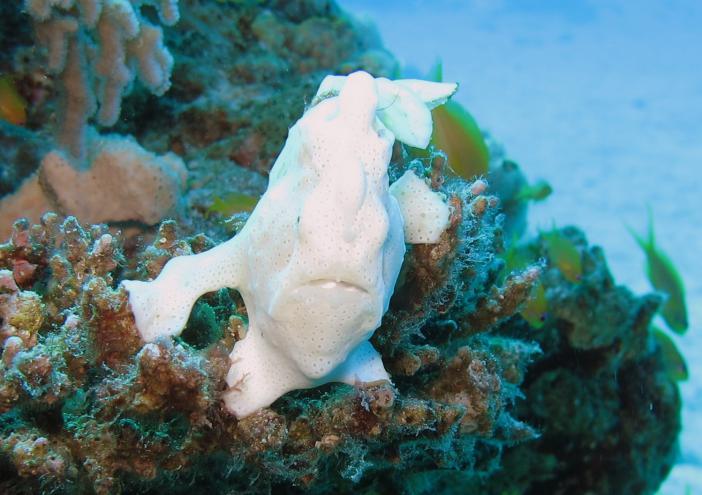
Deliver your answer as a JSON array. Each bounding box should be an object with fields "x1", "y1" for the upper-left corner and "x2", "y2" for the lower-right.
[{"x1": 338, "y1": 1, "x2": 702, "y2": 492}]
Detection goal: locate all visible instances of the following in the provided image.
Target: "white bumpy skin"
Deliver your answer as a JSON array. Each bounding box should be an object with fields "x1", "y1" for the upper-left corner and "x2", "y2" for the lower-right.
[{"x1": 122, "y1": 71, "x2": 457, "y2": 418}]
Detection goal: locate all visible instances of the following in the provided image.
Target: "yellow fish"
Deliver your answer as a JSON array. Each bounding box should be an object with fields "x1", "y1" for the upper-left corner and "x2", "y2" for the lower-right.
[
  {"x1": 521, "y1": 282, "x2": 548, "y2": 329},
  {"x1": 427, "y1": 60, "x2": 490, "y2": 180},
  {"x1": 498, "y1": 239, "x2": 546, "y2": 328},
  {"x1": 542, "y1": 229, "x2": 582, "y2": 284},
  {"x1": 516, "y1": 180, "x2": 552, "y2": 202},
  {"x1": 207, "y1": 192, "x2": 259, "y2": 218},
  {"x1": 629, "y1": 210, "x2": 688, "y2": 334},
  {"x1": 499, "y1": 238, "x2": 536, "y2": 282},
  {"x1": 651, "y1": 326, "x2": 688, "y2": 381},
  {"x1": 0, "y1": 75, "x2": 27, "y2": 126}
]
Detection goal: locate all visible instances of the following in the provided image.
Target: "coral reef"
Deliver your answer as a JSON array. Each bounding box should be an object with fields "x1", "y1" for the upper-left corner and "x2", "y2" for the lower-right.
[
  {"x1": 24, "y1": 0, "x2": 180, "y2": 160},
  {"x1": 0, "y1": 157, "x2": 677, "y2": 495},
  {"x1": 0, "y1": 0, "x2": 681, "y2": 493},
  {"x1": 157, "y1": 0, "x2": 397, "y2": 175},
  {"x1": 497, "y1": 228, "x2": 680, "y2": 495},
  {"x1": 0, "y1": 131, "x2": 187, "y2": 239},
  {"x1": 0, "y1": 0, "x2": 187, "y2": 236},
  {"x1": 0, "y1": 151, "x2": 543, "y2": 493},
  {"x1": 396, "y1": 227, "x2": 680, "y2": 495}
]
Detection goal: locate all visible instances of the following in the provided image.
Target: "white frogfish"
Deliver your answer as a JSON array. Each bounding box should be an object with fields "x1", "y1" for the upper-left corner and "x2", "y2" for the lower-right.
[{"x1": 122, "y1": 71, "x2": 457, "y2": 418}]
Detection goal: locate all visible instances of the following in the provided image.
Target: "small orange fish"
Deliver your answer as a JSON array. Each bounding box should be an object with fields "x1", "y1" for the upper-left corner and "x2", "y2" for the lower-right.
[
  {"x1": 521, "y1": 281, "x2": 548, "y2": 329},
  {"x1": 628, "y1": 208, "x2": 688, "y2": 334},
  {"x1": 542, "y1": 228, "x2": 582, "y2": 284},
  {"x1": 207, "y1": 192, "x2": 259, "y2": 218},
  {"x1": 651, "y1": 326, "x2": 688, "y2": 381},
  {"x1": 516, "y1": 180, "x2": 553, "y2": 202},
  {"x1": 0, "y1": 75, "x2": 27, "y2": 126},
  {"x1": 498, "y1": 239, "x2": 546, "y2": 328},
  {"x1": 498, "y1": 238, "x2": 536, "y2": 283},
  {"x1": 427, "y1": 60, "x2": 490, "y2": 180}
]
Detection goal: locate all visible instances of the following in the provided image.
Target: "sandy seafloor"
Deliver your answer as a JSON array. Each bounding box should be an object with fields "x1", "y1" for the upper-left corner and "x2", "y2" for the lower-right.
[{"x1": 338, "y1": 1, "x2": 702, "y2": 492}]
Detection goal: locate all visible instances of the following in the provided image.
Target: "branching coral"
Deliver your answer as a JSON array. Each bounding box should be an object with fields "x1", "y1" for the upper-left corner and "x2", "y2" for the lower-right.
[
  {"x1": 0, "y1": 164, "x2": 680, "y2": 495},
  {"x1": 0, "y1": 1, "x2": 186, "y2": 239},
  {"x1": 0, "y1": 144, "x2": 545, "y2": 493},
  {"x1": 25, "y1": 0, "x2": 180, "y2": 161}
]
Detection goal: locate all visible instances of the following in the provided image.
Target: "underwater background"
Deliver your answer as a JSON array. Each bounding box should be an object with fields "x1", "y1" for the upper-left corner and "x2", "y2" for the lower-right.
[
  {"x1": 0, "y1": 0, "x2": 699, "y2": 493},
  {"x1": 339, "y1": 0, "x2": 702, "y2": 493}
]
